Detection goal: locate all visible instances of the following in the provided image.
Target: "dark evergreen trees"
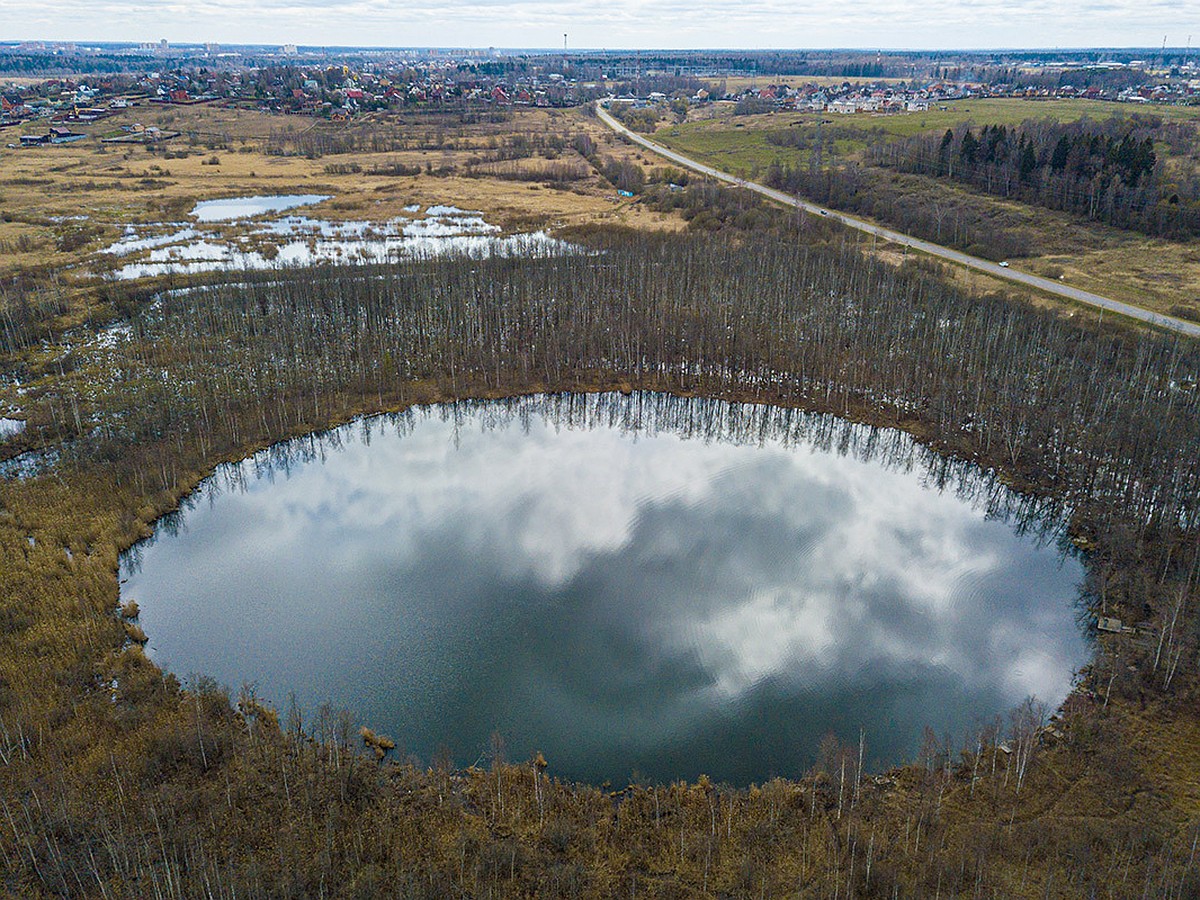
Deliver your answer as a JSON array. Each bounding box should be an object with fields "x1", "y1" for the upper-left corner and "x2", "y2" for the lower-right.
[{"x1": 871, "y1": 114, "x2": 1200, "y2": 238}]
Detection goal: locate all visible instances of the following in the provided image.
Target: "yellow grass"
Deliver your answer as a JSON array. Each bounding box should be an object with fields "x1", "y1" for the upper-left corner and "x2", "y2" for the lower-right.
[{"x1": 0, "y1": 106, "x2": 682, "y2": 287}]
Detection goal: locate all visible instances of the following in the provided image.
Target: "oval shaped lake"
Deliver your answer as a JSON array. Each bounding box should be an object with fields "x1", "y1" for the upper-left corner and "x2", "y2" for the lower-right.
[{"x1": 121, "y1": 392, "x2": 1087, "y2": 785}]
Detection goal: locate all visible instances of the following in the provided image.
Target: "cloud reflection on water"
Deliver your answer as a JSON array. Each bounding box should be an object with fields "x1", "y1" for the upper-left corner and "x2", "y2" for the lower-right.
[{"x1": 122, "y1": 393, "x2": 1086, "y2": 784}]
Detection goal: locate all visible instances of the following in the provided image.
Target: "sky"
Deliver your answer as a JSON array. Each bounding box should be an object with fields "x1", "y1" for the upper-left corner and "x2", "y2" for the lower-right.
[{"x1": 7, "y1": 0, "x2": 1200, "y2": 52}]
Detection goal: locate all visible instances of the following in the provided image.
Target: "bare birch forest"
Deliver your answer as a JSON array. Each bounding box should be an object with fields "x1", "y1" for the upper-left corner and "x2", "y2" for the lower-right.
[{"x1": 2, "y1": 228, "x2": 1200, "y2": 897}]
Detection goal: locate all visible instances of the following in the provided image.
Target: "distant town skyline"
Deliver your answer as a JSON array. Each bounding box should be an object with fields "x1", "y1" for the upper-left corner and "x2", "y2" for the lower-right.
[{"x1": 7, "y1": 0, "x2": 1199, "y2": 55}]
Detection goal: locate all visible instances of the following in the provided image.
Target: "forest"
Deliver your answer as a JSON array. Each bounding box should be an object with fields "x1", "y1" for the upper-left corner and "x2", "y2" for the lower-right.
[
  {"x1": 868, "y1": 115, "x2": 1200, "y2": 239},
  {"x1": 1, "y1": 213, "x2": 1200, "y2": 895},
  {"x1": 764, "y1": 158, "x2": 1037, "y2": 260}
]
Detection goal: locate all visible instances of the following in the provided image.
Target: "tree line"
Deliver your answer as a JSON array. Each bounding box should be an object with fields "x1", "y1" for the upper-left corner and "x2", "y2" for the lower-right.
[
  {"x1": 869, "y1": 115, "x2": 1200, "y2": 239},
  {"x1": 765, "y1": 159, "x2": 1035, "y2": 260},
  {"x1": 18, "y1": 229, "x2": 1196, "y2": 547},
  {"x1": 263, "y1": 117, "x2": 577, "y2": 159}
]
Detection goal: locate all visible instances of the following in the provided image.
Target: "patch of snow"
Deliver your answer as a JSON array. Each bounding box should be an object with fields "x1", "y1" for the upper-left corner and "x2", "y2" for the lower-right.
[
  {"x1": 96, "y1": 322, "x2": 133, "y2": 347},
  {"x1": 113, "y1": 231, "x2": 571, "y2": 280},
  {"x1": 404, "y1": 213, "x2": 498, "y2": 238},
  {"x1": 101, "y1": 200, "x2": 571, "y2": 281},
  {"x1": 0, "y1": 447, "x2": 59, "y2": 480}
]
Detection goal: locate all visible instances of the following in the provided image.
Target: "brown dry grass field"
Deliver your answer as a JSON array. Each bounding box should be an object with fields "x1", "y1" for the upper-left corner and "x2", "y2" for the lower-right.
[
  {"x1": 0, "y1": 104, "x2": 680, "y2": 288},
  {"x1": 7, "y1": 99, "x2": 1193, "y2": 334}
]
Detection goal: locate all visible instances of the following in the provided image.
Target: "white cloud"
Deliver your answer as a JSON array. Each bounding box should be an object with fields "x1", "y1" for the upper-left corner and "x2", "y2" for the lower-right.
[
  {"x1": 124, "y1": 395, "x2": 1086, "y2": 780},
  {"x1": 9, "y1": 0, "x2": 1199, "y2": 49}
]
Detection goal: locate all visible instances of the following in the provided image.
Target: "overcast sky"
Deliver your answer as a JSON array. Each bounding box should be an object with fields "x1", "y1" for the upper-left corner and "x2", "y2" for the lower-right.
[{"x1": 10, "y1": 0, "x2": 1200, "y2": 52}]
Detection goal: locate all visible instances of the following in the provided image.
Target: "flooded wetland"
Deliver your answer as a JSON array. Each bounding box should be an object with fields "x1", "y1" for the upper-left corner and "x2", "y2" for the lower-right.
[
  {"x1": 98, "y1": 194, "x2": 566, "y2": 279},
  {"x1": 122, "y1": 392, "x2": 1085, "y2": 785},
  {"x1": 4, "y1": 52, "x2": 1200, "y2": 895}
]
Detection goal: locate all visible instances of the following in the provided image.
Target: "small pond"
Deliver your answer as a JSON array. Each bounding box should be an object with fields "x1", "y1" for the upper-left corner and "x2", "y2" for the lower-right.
[
  {"x1": 101, "y1": 199, "x2": 569, "y2": 280},
  {"x1": 190, "y1": 194, "x2": 332, "y2": 222},
  {"x1": 121, "y1": 393, "x2": 1087, "y2": 785}
]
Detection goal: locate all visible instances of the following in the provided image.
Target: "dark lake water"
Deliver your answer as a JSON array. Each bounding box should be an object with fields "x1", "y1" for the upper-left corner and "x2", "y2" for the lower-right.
[{"x1": 121, "y1": 392, "x2": 1087, "y2": 785}]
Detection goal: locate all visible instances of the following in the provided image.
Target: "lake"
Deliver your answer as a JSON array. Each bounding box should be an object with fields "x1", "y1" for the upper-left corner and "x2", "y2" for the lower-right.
[{"x1": 120, "y1": 392, "x2": 1087, "y2": 785}]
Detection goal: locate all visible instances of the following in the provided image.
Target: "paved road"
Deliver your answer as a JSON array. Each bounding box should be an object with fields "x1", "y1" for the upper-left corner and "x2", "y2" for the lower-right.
[{"x1": 596, "y1": 105, "x2": 1200, "y2": 340}]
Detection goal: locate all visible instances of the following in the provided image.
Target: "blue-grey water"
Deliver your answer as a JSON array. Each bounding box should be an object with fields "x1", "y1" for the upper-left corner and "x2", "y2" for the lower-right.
[{"x1": 121, "y1": 393, "x2": 1087, "y2": 785}]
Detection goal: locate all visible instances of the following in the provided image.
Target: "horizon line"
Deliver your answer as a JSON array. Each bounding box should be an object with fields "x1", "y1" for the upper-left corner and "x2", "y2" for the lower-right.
[{"x1": 2, "y1": 40, "x2": 1197, "y2": 55}]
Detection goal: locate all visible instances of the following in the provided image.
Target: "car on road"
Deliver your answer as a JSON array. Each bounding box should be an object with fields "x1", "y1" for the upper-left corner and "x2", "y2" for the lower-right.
[{"x1": 998, "y1": 261, "x2": 1010, "y2": 267}]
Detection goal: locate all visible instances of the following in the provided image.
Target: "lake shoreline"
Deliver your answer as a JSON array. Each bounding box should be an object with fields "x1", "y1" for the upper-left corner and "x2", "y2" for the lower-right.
[{"x1": 121, "y1": 389, "x2": 1085, "y2": 785}]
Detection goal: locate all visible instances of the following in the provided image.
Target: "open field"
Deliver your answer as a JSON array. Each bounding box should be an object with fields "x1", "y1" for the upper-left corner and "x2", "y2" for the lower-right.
[
  {"x1": 647, "y1": 98, "x2": 1200, "y2": 320},
  {"x1": 685, "y1": 97, "x2": 1200, "y2": 138},
  {"x1": 0, "y1": 105, "x2": 680, "y2": 287},
  {"x1": 659, "y1": 98, "x2": 1200, "y2": 172}
]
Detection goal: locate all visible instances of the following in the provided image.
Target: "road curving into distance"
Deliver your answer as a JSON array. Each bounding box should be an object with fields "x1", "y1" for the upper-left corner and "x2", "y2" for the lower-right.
[{"x1": 595, "y1": 104, "x2": 1200, "y2": 340}]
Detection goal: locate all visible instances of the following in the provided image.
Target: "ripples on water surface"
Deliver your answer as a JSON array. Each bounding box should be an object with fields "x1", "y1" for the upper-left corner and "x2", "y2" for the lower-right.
[{"x1": 121, "y1": 393, "x2": 1087, "y2": 784}]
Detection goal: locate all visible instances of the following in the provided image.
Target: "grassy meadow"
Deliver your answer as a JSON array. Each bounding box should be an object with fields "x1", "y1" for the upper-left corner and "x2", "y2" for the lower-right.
[{"x1": 646, "y1": 98, "x2": 1200, "y2": 319}]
